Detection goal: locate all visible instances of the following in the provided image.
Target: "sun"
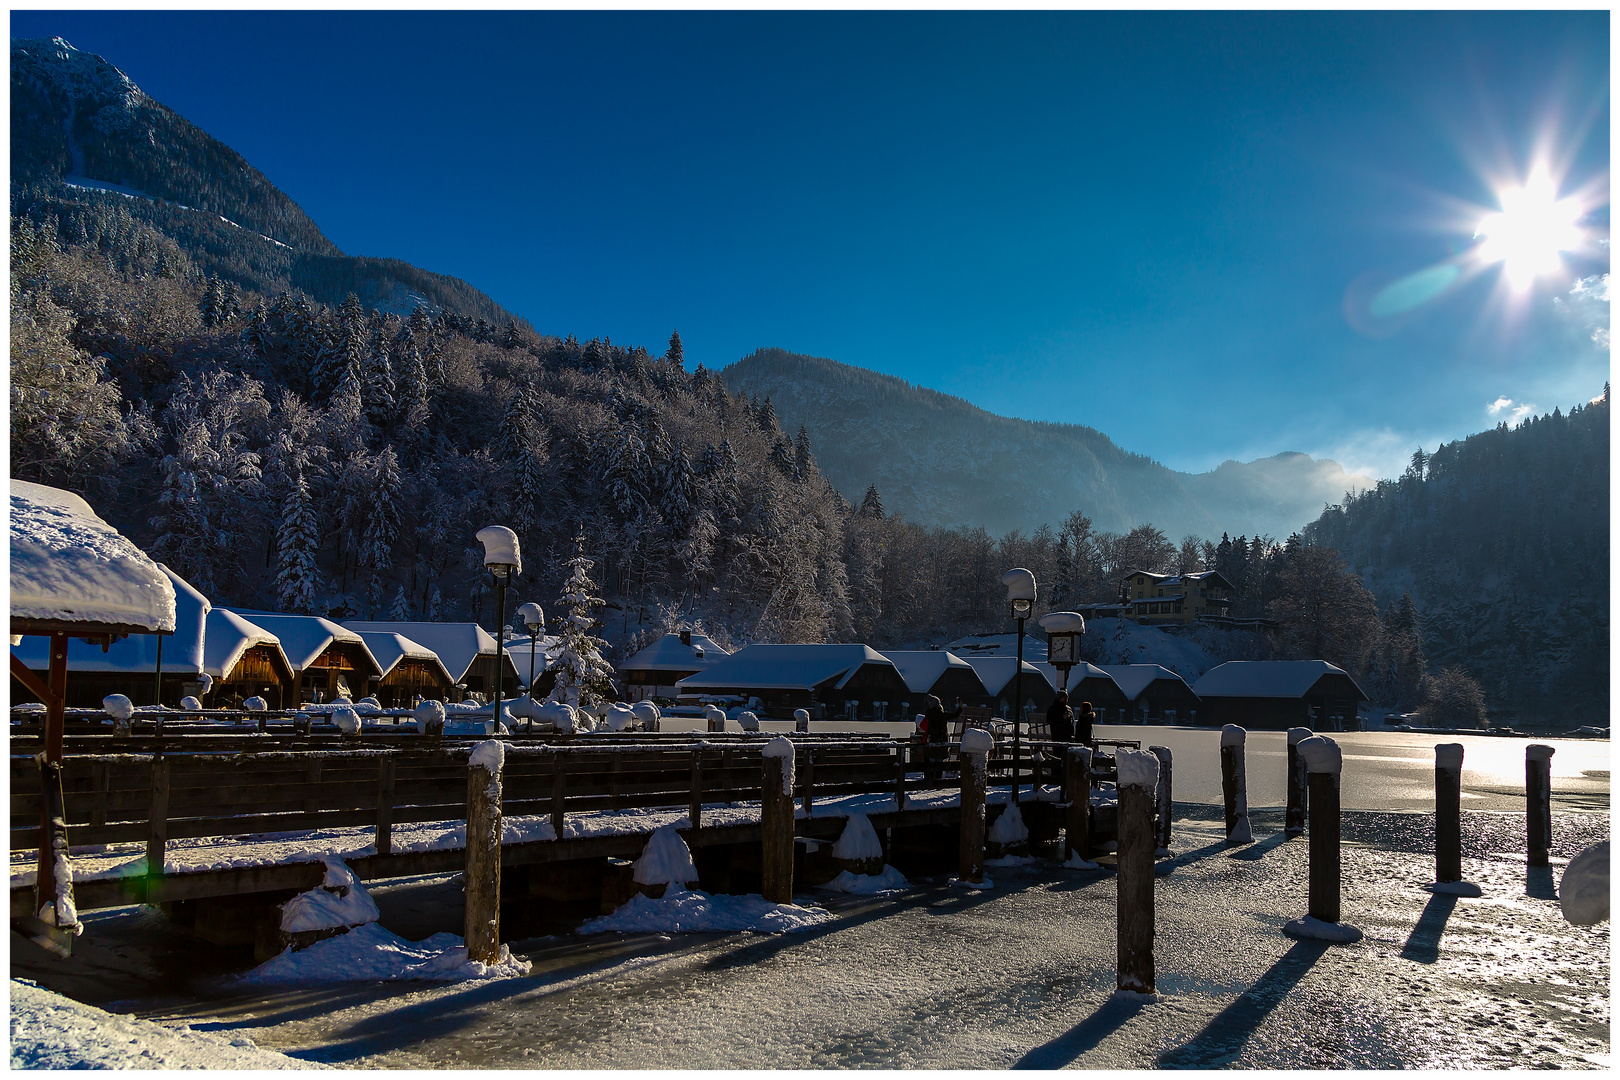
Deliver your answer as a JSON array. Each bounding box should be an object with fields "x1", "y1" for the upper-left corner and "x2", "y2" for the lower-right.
[{"x1": 1474, "y1": 166, "x2": 1584, "y2": 289}]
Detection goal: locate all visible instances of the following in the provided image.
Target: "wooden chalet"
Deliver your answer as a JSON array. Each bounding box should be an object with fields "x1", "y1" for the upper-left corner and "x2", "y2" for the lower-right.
[
  {"x1": 881, "y1": 651, "x2": 989, "y2": 716},
  {"x1": 1191, "y1": 660, "x2": 1367, "y2": 731},
  {"x1": 204, "y1": 608, "x2": 295, "y2": 709},
  {"x1": 620, "y1": 630, "x2": 729, "y2": 701},
  {"x1": 1097, "y1": 664, "x2": 1200, "y2": 723},
  {"x1": 355, "y1": 631, "x2": 455, "y2": 707},
  {"x1": 227, "y1": 611, "x2": 381, "y2": 704},
  {"x1": 676, "y1": 644, "x2": 911, "y2": 720},
  {"x1": 958, "y1": 655, "x2": 1057, "y2": 716},
  {"x1": 343, "y1": 621, "x2": 521, "y2": 697}
]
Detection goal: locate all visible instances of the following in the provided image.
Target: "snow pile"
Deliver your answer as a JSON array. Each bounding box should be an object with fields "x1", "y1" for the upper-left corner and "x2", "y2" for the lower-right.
[
  {"x1": 736, "y1": 710, "x2": 760, "y2": 731},
  {"x1": 987, "y1": 803, "x2": 1029, "y2": 844},
  {"x1": 101, "y1": 694, "x2": 133, "y2": 721},
  {"x1": 9, "y1": 978, "x2": 320, "y2": 1070},
  {"x1": 1115, "y1": 748, "x2": 1160, "y2": 790},
  {"x1": 1063, "y1": 851, "x2": 1101, "y2": 871},
  {"x1": 1559, "y1": 841, "x2": 1609, "y2": 925},
  {"x1": 632, "y1": 701, "x2": 661, "y2": 730},
  {"x1": 243, "y1": 922, "x2": 531, "y2": 984},
  {"x1": 633, "y1": 825, "x2": 699, "y2": 886},
  {"x1": 1284, "y1": 915, "x2": 1363, "y2": 943},
  {"x1": 243, "y1": 695, "x2": 268, "y2": 712},
  {"x1": 762, "y1": 735, "x2": 795, "y2": 794},
  {"x1": 1435, "y1": 743, "x2": 1464, "y2": 771},
  {"x1": 1428, "y1": 880, "x2": 1484, "y2": 897},
  {"x1": 414, "y1": 699, "x2": 446, "y2": 734},
  {"x1": 961, "y1": 728, "x2": 994, "y2": 755},
  {"x1": 355, "y1": 696, "x2": 382, "y2": 713},
  {"x1": 469, "y1": 739, "x2": 506, "y2": 774},
  {"x1": 581, "y1": 884, "x2": 835, "y2": 935},
  {"x1": 1297, "y1": 736, "x2": 1342, "y2": 775},
  {"x1": 831, "y1": 813, "x2": 883, "y2": 860},
  {"x1": 332, "y1": 706, "x2": 360, "y2": 734},
  {"x1": 179, "y1": 695, "x2": 202, "y2": 711},
  {"x1": 279, "y1": 858, "x2": 379, "y2": 933},
  {"x1": 819, "y1": 864, "x2": 909, "y2": 894},
  {"x1": 536, "y1": 700, "x2": 576, "y2": 733},
  {"x1": 604, "y1": 703, "x2": 637, "y2": 731}
]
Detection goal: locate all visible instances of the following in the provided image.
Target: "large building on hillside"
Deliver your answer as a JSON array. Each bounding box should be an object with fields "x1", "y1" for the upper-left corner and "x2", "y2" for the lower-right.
[{"x1": 1123, "y1": 569, "x2": 1235, "y2": 626}]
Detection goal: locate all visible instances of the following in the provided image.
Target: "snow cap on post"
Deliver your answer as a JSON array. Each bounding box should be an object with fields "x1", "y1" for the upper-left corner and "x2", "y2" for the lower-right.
[
  {"x1": 1038, "y1": 611, "x2": 1085, "y2": 633},
  {"x1": 1297, "y1": 735, "x2": 1341, "y2": 775},
  {"x1": 180, "y1": 695, "x2": 202, "y2": 711},
  {"x1": 475, "y1": 525, "x2": 522, "y2": 574},
  {"x1": 1287, "y1": 726, "x2": 1312, "y2": 746},
  {"x1": 703, "y1": 704, "x2": 727, "y2": 723},
  {"x1": 632, "y1": 701, "x2": 660, "y2": 727},
  {"x1": 414, "y1": 698, "x2": 446, "y2": 734},
  {"x1": 469, "y1": 739, "x2": 506, "y2": 774},
  {"x1": 793, "y1": 708, "x2": 810, "y2": 724},
  {"x1": 762, "y1": 734, "x2": 795, "y2": 796},
  {"x1": 960, "y1": 728, "x2": 995, "y2": 755},
  {"x1": 1435, "y1": 743, "x2": 1464, "y2": 771},
  {"x1": 1115, "y1": 747, "x2": 1161, "y2": 790},
  {"x1": 538, "y1": 700, "x2": 576, "y2": 733},
  {"x1": 605, "y1": 702, "x2": 636, "y2": 731},
  {"x1": 736, "y1": 710, "x2": 760, "y2": 731},
  {"x1": 1220, "y1": 724, "x2": 1246, "y2": 747},
  {"x1": 1526, "y1": 744, "x2": 1556, "y2": 762},
  {"x1": 332, "y1": 706, "x2": 360, "y2": 734},
  {"x1": 243, "y1": 695, "x2": 268, "y2": 712},
  {"x1": 102, "y1": 695, "x2": 133, "y2": 722},
  {"x1": 1000, "y1": 567, "x2": 1037, "y2": 603}
]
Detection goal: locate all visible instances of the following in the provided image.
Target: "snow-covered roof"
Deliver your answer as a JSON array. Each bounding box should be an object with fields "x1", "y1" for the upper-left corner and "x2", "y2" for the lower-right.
[
  {"x1": 1031, "y1": 661, "x2": 1116, "y2": 694},
  {"x1": 10, "y1": 563, "x2": 206, "y2": 676},
  {"x1": 10, "y1": 480, "x2": 176, "y2": 634},
  {"x1": 355, "y1": 631, "x2": 455, "y2": 685},
  {"x1": 342, "y1": 621, "x2": 509, "y2": 683},
  {"x1": 1096, "y1": 664, "x2": 1191, "y2": 701},
  {"x1": 959, "y1": 655, "x2": 1049, "y2": 697},
  {"x1": 943, "y1": 632, "x2": 1047, "y2": 662},
  {"x1": 1193, "y1": 660, "x2": 1367, "y2": 701},
  {"x1": 227, "y1": 611, "x2": 377, "y2": 674},
  {"x1": 620, "y1": 633, "x2": 730, "y2": 673},
  {"x1": 203, "y1": 608, "x2": 291, "y2": 680},
  {"x1": 677, "y1": 644, "x2": 896, "y2": 692},
  {"x1": 881, "y1": 650, "x2": 982, "y2": 694}
]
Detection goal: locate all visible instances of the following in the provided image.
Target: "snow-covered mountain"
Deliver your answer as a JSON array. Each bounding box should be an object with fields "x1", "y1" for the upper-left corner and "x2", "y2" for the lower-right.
[{"x1": 721, "y1": 348, "x2": 1372, "y2": 539}]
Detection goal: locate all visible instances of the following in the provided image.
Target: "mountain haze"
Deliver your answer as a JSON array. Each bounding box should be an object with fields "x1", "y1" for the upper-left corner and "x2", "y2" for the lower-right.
[{"x1": 722, "y1": 348, "x2": 1372, "y2": 539}]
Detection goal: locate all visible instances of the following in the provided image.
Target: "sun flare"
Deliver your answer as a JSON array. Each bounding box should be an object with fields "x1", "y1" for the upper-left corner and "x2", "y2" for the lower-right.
[{"x1": 1474, "y1": 166, "x2": 1584, "y2": 289}]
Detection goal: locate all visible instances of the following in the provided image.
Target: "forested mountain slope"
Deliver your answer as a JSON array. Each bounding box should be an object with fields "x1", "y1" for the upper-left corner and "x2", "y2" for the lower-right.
[
  {"x1": 1304, "y1": 391, "x2": 1610, "y2": 724},
  {"x1": 721, "y1": 348, "x2": 1372, "y2": 539},
  {"x1": 10, "y1": 37, "x2": 524, "y2": 325}
]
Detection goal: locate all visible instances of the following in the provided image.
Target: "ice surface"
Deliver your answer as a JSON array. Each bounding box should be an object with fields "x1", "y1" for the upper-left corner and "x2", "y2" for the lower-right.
[
  {"x1": 469, "y1": 740, "x2": 505, "y2": 774},
  {"x1": 1115, "y1": 748, "x2": 1160, "y2": 790},
  {"x1": 279, "y1": 858, "x2": 379, "y2": 932},
  {"x1": 243, "y1": 922, "x2": 531, "y2": 984},
  {"x1": 961, "y1": 728, "x2": 994, "y2": 754},
  {"x1": 988, "y1": 803, "x2": 1029, "y2": 844},
  {"x1": 1283, "y1": 915, "x2": 1363, "y2": 943},
  {"x1": 580, "y1": 884, "x2": 835, "y2": 935},
  {"x1": 9, "y1": 978, "x2": 320, "y2": 1069},
  {"x1": 831, "y1": 813, "x2": 883, "y2": 860},
  {"x1": 1559, "y1": 841, "x2": 1609, "y2": 925},
  {"x1": 633, "y1": 825, "x2": 699, "y2": 886},
  {"x1": 1297, "y1": 735, "x2": 1342, "y2": 775},
  {"x1": 101, "y1": 694, "x2": 132, "y2": 721},
  {"x1": 1220, "y1": 724, "x2": 1246, "y2": 747},
  {"x1": 819, "y1": 864, "x2": 909, "y2": 894},
  {"x1": 1435, "y1": 743, "x2": 1464, "y2": 771}
]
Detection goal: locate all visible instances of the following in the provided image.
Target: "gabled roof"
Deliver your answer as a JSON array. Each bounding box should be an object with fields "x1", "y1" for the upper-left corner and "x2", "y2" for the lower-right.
[
  {"x1": 342, "y1": 621, "x2": 504, "y2": 683},
  {"x1": 355, "y1": 631, "x2": 455, "y2": 685},
  {"x1": 1192, "y1": 660, "x2": 1367, "y2": 701},
  {"x1": 1031, "y1": 661, "x2": 1117, "y2": 694},
  {"x1": 11, "y1": 563, "x2": 207, "y2": 675},
  {"x1": 959, "y1": 655, "x2": 1049, "y2": 697},
  {"x1": 10, "y1": 480, "x2": 176, "y2": 634},
  {"x1": 228, "y1": 611, "x2": 379, "y2": 675},
  {"x1": 677, "y1": 644, "x2": 894, "y2": 692},
  {"x1": 621, "y1": 632, "x2": 730, "y2": 673},
  {"x1": 1097, "y1": 664, "x2": 1192, "y2": 701},
  {"x1": 204, "y1": 607, "x2": 292, "y2": 680},
  {"x1": 881, "y1": 650, "x2": 982, "y2": 694}
]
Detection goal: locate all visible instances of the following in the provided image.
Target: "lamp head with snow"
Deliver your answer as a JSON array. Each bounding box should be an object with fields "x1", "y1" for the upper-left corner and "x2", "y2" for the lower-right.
[
  {"x1": 516, "y1": 601, "x2": 545, "y2": 633},
  {"x1": 1038, "y1": 611, "x2": 1085, "y2": 667},
  {"x1": 1001, "y1": 567, "x2": 1036, "y2": 618},
  {"x1": 476, "y1": 525, "x2": 522, "y2": 580}
]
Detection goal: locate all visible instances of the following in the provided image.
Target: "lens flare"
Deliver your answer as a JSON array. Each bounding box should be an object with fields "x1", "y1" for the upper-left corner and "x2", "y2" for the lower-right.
[{"x1": 1474, "y1": 165, "x2": 1584, "y2": 289}]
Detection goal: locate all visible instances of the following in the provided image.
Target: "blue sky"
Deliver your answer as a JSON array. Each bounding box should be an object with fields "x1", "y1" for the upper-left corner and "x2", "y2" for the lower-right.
[{"x1": 13, "y1": 10, "x2": 1609, "y2": 479}]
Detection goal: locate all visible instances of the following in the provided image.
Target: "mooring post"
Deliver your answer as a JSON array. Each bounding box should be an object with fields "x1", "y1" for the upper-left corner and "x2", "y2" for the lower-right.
[
  {"x1": 1299, "y1": 736, "x2": 1342, "y2": 924},
  {"x1": 375, "y1": 756, "x2": 396, "y2": 858},
  {"x1": 464, "y1": 741, "x2": 504, "y2": 965},
  {"x1": 794, "y1": 708, "x2": 810, "y2": 734},
  {"x1": 1435, "y1": 743, "x2": 1463, "y2": 884},
  {"x1": 1064, "y1": 745, "x2": 1092, "y2": 863},
  {"x1": 1285, "y1": 726, "x2": 1311, "y2": 836},
  {"x1": 1220, "y1": 725, "x2": 1252, "y2": 844},
  {"x1": 1148, "y1": 745, "x2": 1173, "y2": 853},
  {"x1": 760, "y1": 737, "x2": 797, "y2": 904},
  {"x1": 1526, "y1": 745, "x2": 1554, "y2": 867},
  {"x1": 959, "y1": 728, "x2": 993, "y2": 883},
  {"x1": 1115, "y1": 748, "x2": 1159, "y2": 994}
]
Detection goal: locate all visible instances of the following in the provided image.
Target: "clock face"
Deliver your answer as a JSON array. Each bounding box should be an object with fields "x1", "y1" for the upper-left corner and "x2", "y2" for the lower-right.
[{"x1": 1049, "y1": 635, "x2": 1074, "y2": 662}]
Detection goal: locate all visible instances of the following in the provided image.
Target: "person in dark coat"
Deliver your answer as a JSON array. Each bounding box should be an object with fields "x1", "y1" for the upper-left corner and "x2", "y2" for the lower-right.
[
  {"x1": 923, "y1": 694, "x2": 963, "y2": 781},
  {"x1": 1075, "y1": 700, "x2": 1097, "y2": 746},
  {"x1": 1047, "y1": 691, "x2": 1074, "y2": 743}
]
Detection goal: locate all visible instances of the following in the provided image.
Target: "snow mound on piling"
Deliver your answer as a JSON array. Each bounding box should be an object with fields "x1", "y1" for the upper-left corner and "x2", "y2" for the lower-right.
[
  {"x1": 831, "y1": 813, "x2": 882, "y2": 861},
  {"x1": 279, "y1": 858, "x2": 378, "y2": 933},
  {"x1": 819, "y1": 865, "x2": 909, "y2": 894},
  {"x1": 633, "y1": 825, "x2": 699, "y2": 886},
  {"x1": 581, "y1": 884, "x2": 834, "y2": 935},
  {"x1": 987, "y1": 804, "x2": 1028, "y2": 844},
  {"x1": 101, "y1": 695, "x2": 133, "y2": 721},
  {"x1": 241, "y1": 923, "x2": 530, "y2": 984}
]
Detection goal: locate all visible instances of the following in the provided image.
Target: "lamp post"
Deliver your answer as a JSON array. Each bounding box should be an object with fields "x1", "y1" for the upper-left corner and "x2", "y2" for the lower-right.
[
  {"x1": 1001, "y1": 568, "x2": 1037, "y2": 805},
  {"x1": 516, "y1": 602, "x2": 545, "y2": 732},
  {"x1": 476, "y1": 526, "x2": 522, "y2": 733}
]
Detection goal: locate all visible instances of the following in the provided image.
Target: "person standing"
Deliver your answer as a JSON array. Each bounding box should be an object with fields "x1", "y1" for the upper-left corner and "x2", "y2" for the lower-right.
[
  {"x1": 1047, "y1": 691, "x2": 1074, "y2": 742},
  {"x1": 924, "y1": 694, "x2": 963, "y2": 780},
  {"x1": 1075, "y1": 700, "x2": 1097, "y2": 746}
]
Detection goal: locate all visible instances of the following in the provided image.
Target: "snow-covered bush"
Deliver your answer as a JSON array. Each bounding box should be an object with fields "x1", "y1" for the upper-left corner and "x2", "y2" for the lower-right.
[{"x1": 547, "y1": 535, "x2": 616, "y2": 709}]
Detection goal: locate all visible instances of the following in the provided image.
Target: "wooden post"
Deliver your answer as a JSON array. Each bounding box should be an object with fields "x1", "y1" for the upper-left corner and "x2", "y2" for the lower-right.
[
  {"x1": 1219, "y1": 725, "x2": 1252, "y2": 844},
  {"x1": 550, "y1": 754, "x2": 567, "y2": 839},
  {"x1": 959, "y1": 729, "x2": 992, "y2": 883},
  {"x1": 1285, "y1": 726, "x2": 1311, "y2": 836},
  {"x1": 35, "y1": 758, "x2": 77, "y2": 940},
  {"x1": 376, "y1": 757, "x2": 396, "y2": 858},
  {"x1": 801, "y1": 748, "x2": 815, "y2": 816},
  {"x1": 1301, "y1": 736, "x2": 1342, "y2": 924},
  {"x1": 464, "y1": 742, "x2": 504, "y2": 966},
  {"x1": 303, "y1": 761, "x2": 322, "y2": 815},
  {"x1": 146, "y1": 756, "x2": 170, "y2": 889},
  {"x1": 1526, "y1": 745, "x2": 1554, "y2": 867},
  {"x1": 1065, "y1": 746, "x2": 1092, "y2": 863},
  {"x1": 1115, "y1": 748, "x2": 1158, "y2": 994},
  {"x1": 688, "y1": 748, "x2": 703, "y2": 833},
  {"x1": 1433, "y1": 743, "x2": 1463, "y2": 883},
  {"x1": 1148, "y1": 744, "x2": 1172, "y2": 852},
  {"x1": 894, "y1": 744, "x2": 908, "y2": 811},
  {"x1": 760, "y1": 739, "x2": 796, "y2": 904}
]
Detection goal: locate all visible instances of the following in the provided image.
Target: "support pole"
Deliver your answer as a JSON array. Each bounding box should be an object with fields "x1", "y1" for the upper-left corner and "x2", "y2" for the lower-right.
[
  {"x1": 464, "y1": 741, "x2": 504, "y2": 965},
  {"x1": 1011, "y1": 616, "x2": 1025, "y2": 804},
  {"x1": 491, "y1": 574, "x2": 508, "y2": 734},
  {"x1": 1285, "y1": 726, "x2": 1311, "y2": 836},
  {"x1": 1064, "y1": 746, "x2": 1093, "y2": 864},
  {"x1": 1148, "y1": 744, "x2": 1173, "y2": 853},
  {"x1": 959, "y1": 729, "x2": 992, "y2": 883},
  {"x1": 152, "y1": 631, "x2": 164, "y2": 710},
  {"x1": 1115, "y1": 748, "x2": 1159, "y2": 994},
  {"x1": 376, "y1": 757, "x2": 396, "y2": 858},
  {"x1": 146, "y1": 755, "x2": 170, "y2": 892},
  {"x1": 760, "y1": 738, "x2": 796, "y2": 904},
  {"x1": 1526, "y1": 745, "x2": 1554, "y2": 867},
  {"x1": 1435, "y1": 744, "x2": 1463, "y2": 884},
  {"x1": 1219, "y1": 724, "x2": 1252, "y2": 844}
]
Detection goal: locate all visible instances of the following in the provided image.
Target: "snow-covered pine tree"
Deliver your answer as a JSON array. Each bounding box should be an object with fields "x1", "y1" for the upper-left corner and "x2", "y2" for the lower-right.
[
  {"x1": 501, "y1": 322, "x2": 522, "y2": 349},
  {"x1": 240, "y1": 302, "x2": 271, "y2": 355},
  {"x1": 757, "y1": 395, "x2": 780, "y2": 434},
  {"x1": 793, "y1": 426, "x2": 815, "y2": 481},
  {"x1": 362, "y1": 338, "x2": 396, "y2": 429},
  {"x1": 769, "y1": 436, "x2": 795, "y2": 477},
  {"x1": 548, "y1": 535, "x2": 616, "y2": 708},
  {"x1": 388, "y1": 583, "x2": 412, "y2": 620},
  {"x1": 659, "y1": 440, "x2": 697, "y2": 532},
  {"x1": 275, "y1": 469, "x2": 321, "y2": 613},
  {"x1": 859, "y1": 483, "x2": 884, "y2": 518},
  {"x1": 361, "y1": 445, "x2": 403, "y2": 615},
  {"x1": 666, "y1": 329, "x2": 683, "y2": 367},
  {"x1": 198, "y1": 275, "x2": 223, "y2": 327}
]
